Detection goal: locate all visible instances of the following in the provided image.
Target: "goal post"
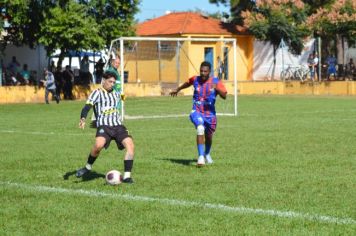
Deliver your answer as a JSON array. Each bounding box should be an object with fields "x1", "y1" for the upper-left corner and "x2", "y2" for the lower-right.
[{"x1": 107, "y1": 36, "x2": 238, "y2": 120}]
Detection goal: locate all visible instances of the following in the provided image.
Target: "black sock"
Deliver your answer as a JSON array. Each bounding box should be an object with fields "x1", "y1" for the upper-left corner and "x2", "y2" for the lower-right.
[
  {"x1": 124, "y1": 160, "x2": 133, "y2": 172},
  {"x1": 87, "y1": 154, "x2": 97, "y2": 165}
]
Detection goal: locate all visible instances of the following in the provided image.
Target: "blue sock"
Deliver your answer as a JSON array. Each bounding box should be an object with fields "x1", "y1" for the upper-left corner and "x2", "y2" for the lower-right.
[
  {"x1": 197, "y1": 144, "x2": 204, "y2": 156},
  {"x1": 205, "y1": 144, "x2": 211, "y2": 155}
]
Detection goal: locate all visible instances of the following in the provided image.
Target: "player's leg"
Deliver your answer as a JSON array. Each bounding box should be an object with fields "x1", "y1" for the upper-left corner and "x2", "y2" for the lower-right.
[
  {"x1": 204, "y1": 116, "x2": 217, "y2": 164},
  {"x1": 190, "y1": 111, "x2": 206, "y2": 166},
  {"x1": 45, "y1": 89, "x2": 50, "y2": 104},
  {"x1": 76, "y1": 133, "x2": 108, "y2": 177},
  {"x1": 121, "y1": 137, "x2": 135, "y2": 183},
  {"x1": 50, "y1": 89, "x2": 60, "y2": 104},
  {"x1": 114, "y1": 125, "x2": 134, "y2": 183},
  {"x1": 205, "y1": 133, "x2": 213, "y2": 164}
]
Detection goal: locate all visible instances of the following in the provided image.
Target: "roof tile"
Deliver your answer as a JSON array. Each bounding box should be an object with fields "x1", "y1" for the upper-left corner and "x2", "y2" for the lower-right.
[{"x1": 137, "y1": 12, "x2": 246, "y2": 36}]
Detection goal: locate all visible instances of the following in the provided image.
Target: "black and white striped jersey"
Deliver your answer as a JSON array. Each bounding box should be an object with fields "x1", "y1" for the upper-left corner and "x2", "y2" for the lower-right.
[{"x1": 86, "y1": 88, "x2": 122, "y2": 126}]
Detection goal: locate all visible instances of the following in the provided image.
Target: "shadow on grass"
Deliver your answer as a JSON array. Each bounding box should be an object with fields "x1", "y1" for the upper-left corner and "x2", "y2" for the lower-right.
[
  {"x1": 63, "y1": 170, "x2": 105, "y2": 182},
  {"x1": 161, "y1": 158, "x2": 196, "y2": 166}
]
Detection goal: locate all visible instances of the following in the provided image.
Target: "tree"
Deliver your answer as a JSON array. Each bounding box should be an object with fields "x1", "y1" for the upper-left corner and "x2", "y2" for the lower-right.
[
  {"x1": 307, "y1": 0, "x2": 356, "y2": 65},
  {"x1": 241, "y1": 0, "x2": 310, "y2": 79},
  {"x1": 302, "y1": 0, "x2": 335, "y2": 14},
  {"x1": 86, "y1": 0, "x2": 140, "y2": 49},
  {"x1": 209, "y1": 0, "x2": 256, "y2": 24},
  {"x1": 1, "y1": 0, "x2": 140, "y2": 67},
  {"x1": 39, "y1": 1, "x2": 104, "y2": 67},
  {"x1": 1, "y1": 0, "x2": 48, "y2": 48}
]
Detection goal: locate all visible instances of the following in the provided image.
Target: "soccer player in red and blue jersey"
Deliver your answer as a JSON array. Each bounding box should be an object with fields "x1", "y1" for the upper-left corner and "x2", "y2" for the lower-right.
[{"x1": 170, "y1": 61, "x2": 227, "y2": 166}]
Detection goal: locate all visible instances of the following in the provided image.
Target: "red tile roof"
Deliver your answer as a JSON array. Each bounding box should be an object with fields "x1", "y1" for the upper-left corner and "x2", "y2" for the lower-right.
[{"x1": 136, "y1": 12, "x2": 246, "y2": 36}]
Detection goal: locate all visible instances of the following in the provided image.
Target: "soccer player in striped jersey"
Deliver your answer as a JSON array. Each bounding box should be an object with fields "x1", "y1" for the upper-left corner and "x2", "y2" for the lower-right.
[
  {"x1": 76, "y1": 72, "x2": 134, "y2": 183},
  {"x1": 170, "y1": 61, "x2": 227, "y2": 166}
]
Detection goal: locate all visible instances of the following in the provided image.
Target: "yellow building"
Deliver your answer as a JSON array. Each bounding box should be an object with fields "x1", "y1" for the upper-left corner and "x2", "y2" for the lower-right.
[{"x1": 126, "y1": 12, "x2": 254, "y2": 84}]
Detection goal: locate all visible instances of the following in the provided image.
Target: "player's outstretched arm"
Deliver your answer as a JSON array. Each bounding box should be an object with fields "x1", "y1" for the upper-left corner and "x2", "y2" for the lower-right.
[
  {"x1": 170, "y1": 82, "x2": 190, "y2": 97},
  {"x1": 79, "y1": 104, "x2": 92, "y2": 129}
]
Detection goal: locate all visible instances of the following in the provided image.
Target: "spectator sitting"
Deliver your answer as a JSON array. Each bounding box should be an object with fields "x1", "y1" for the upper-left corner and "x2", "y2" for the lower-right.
[
  {"x1": 19, "y1": 64, "x2": 30, "y2": 85},
  {"x1": 7, "y1": 56, "x2": 21, "y2": 85}
]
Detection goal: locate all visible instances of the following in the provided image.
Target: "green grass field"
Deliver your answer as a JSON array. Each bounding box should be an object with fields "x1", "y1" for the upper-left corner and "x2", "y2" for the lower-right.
[{"x1": 1, "y1": 95, "x2": 356, "y2": 235}]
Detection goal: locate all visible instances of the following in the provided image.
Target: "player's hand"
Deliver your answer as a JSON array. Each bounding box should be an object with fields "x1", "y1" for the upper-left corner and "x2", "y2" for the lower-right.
[
  {"x1": 170, "y1": 89, "x2": 178, "y2": 97},
  {"x1": 79, "y1": 118, "x2": 86, "y2": 129},
  {"x1": 120, "y1": 94, "x2": 126, "y2": 101}
]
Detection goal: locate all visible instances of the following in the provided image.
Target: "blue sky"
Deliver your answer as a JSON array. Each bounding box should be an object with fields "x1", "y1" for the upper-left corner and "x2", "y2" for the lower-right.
[{"x1": 135, "y1": 0, "x2": 230, "y2": 22}]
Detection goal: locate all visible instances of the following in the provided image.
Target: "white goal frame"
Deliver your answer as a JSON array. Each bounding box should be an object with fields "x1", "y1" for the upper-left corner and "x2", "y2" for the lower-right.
[{"x1": 108, "y1": 36, "x2": 238, "y2": 120}]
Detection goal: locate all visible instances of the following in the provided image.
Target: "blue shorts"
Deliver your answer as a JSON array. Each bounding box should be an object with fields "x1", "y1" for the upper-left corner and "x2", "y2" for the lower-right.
[
  {"x1": 328, "y1": 67, "x2": 336, "y2": 74},
  {"x1": 189, "y1": 111, "x2": 217, "y2": 135}
]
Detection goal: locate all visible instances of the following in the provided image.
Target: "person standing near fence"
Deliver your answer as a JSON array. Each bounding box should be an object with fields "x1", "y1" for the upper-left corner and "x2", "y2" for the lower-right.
[
  {"x1": 313, "y1": 52, "x2": 319, "y2": 81},
  {"x1": 63, "y1": 65, "x2": 74, "y2": 100},
  {"x1": 326, "y1": 54, "x2": 337, "y2": 80},
  {"x1": 307, "y1": 53, "x2": 315, "y2": 81},
  {"x1": 217, "y1": 56, "x2": 224, "y2": 80},
  {"x1": 41, "y1": 68, "x2": 60, "y2": 104}
]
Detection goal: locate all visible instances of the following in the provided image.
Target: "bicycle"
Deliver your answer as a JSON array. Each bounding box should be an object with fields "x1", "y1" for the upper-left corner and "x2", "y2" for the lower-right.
[{"x1": 280, "y1": 64, "x2": 308, "y2": 82}]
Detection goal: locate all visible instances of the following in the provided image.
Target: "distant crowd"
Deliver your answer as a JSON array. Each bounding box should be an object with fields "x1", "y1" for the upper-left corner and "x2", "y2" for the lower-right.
[{"x1": 1, "y1": 55, "x2": 108, "y2": 99}]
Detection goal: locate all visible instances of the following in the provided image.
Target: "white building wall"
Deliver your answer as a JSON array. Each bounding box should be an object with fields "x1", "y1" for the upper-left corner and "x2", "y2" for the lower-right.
[
  {"x1": 2, "y1": 44, "x2": 48, "y2": 82},
  {"x1": 253, "y1": 39, "x2": 315, "y2": 80}
]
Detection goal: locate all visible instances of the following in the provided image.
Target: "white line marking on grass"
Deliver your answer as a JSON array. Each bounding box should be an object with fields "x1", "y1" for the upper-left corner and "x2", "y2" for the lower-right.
[
  {"x1": 125, "y1": 114, "x2": 187, "y2": 119},
  {"x1": 1, "y1": 181, "x2": 355, "y2": 225},
  {"x1": 0, "y1": 130, "x2": 90, "y2": 136}
]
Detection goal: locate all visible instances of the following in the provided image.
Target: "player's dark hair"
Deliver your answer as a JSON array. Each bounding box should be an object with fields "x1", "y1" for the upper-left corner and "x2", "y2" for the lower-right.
[
  {"x1": 200, "y1": 61, "x2": 211, "y2": 70},
  {"x1": 102, "y1": 71, "x2": 117, "y2": 80}
]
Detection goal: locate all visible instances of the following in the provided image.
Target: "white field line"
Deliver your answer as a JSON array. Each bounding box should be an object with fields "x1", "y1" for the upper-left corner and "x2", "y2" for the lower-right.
[
  {"x1": 0, "y1": 130, "x2": 89, "y2": 136},
  {"x1": 1, "y1": 181, "x2": 355, "y2": 225},
  {"x1": 0, "y1": 126, "x2": 216, "y2": 136}
]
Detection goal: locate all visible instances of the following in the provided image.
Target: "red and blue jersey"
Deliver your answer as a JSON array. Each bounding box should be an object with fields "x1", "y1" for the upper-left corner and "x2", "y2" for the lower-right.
[{"x1": 188, "y1": 76, "x2": 227, "y2": 116}]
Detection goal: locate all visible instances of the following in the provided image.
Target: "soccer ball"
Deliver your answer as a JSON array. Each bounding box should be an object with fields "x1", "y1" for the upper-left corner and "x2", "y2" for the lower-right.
[{"x1": 105, "y1": 170, "x2": 122, "y2": 185}]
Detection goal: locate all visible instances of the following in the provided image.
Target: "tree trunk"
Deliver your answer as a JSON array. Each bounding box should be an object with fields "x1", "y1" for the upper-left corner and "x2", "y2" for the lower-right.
[
  {"x1": 336, "y1": 34, "x2": 345, "y2": 78},
  {"x1": 271, "y1": 44, "x2": 277, "y2": 80},
  {"x1": 57, "y1": 48, "x2": 66, "y2": 70},
  {"x1": 336, "y1": 35, "x2": 343, "y2": 62}
]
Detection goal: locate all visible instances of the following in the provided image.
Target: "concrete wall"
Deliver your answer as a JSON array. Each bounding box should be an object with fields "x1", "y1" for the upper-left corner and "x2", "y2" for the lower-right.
[{"x1": 1, "y1": 81, "x2": 356, "y2": 104}]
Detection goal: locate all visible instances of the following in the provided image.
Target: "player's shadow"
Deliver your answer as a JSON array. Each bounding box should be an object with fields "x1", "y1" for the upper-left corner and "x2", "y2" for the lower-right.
[
  {"x1": 161, "y1": 158, "x2": 196, "y2": 166},
  {"x1": 63, "y1": 170, "x2": 105, "y2": 182}
]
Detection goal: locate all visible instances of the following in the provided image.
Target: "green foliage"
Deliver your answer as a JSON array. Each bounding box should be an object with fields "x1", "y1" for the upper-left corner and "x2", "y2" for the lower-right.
[
  {"x1": 39, "y1": 1, "x2": 103, "y2": 55},
  {"x1": 243, "y1": 1, "x2": 310, "y2": 56},
  {"x1": 2, "y1": 0, "x2": 41, "y2": 47},
  {"x1": 2, "y1": 0, "x2": 139, "y2": 56},
  {"x1": 303, "y1": 0, "x2": 335, "y2": 14},
  {"x1": 1, "y1": 95, "x2": 356, "y2": 234},
  {"x1": 87, "y1": 0, "x2": 140, "y2": 48},
  {"x1": 307, "y1": 0, "x2": 356, "y2": 47},
  {"x1": 209, "y1": 0, "x2": 255, "y2": 24}
]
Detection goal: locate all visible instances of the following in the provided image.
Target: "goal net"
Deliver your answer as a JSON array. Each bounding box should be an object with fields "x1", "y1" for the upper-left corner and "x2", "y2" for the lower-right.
[{"x1": 107, "y1": 37, "x2": 238, "y2": 120}]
